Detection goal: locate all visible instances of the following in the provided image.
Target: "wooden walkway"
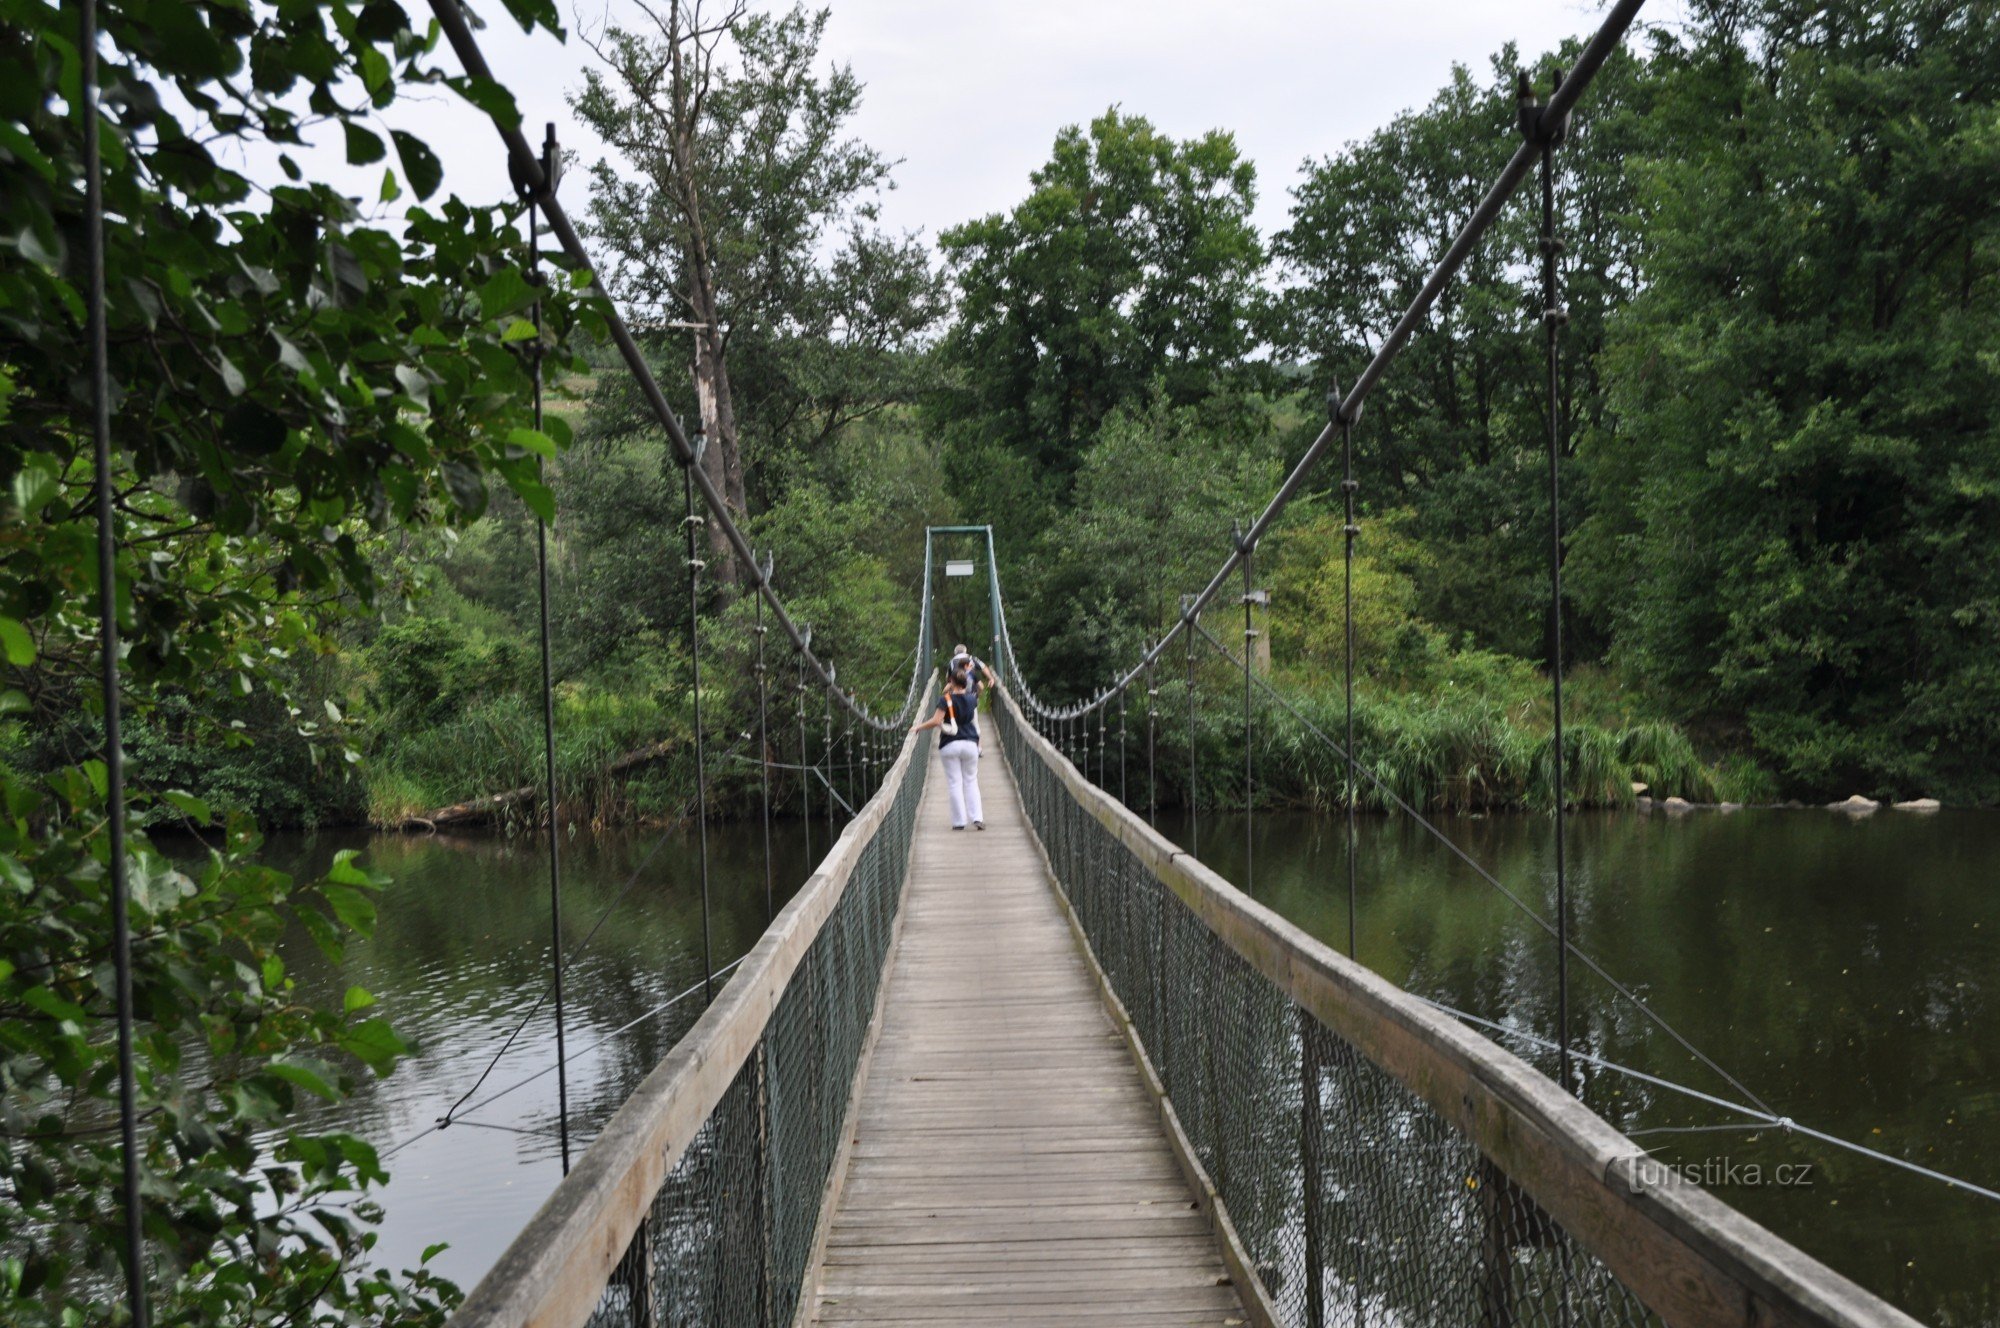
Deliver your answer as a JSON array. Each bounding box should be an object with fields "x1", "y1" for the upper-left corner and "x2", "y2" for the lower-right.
[{"x1": 806, "y1": 742, "x2": 1248, "y2": 1327}]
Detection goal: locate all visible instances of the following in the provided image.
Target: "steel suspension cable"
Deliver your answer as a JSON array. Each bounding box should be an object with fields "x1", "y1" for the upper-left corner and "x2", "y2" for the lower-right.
[
  {"x1": 427, "y1": 0, "x2": 932, "y2": 737},
  {"x1": 1118, "y1": 689, "x2": 1128, "y2": 806},
  {"x1": 81, "y1": 1, "x2": 149, "y2": 1314},
  {"x1": 389, "y1": 952, "x2": 752, "y2": 1161},
  {"x1": 434, "y1": 723, "x2": 758, "y2": 1132},
  {"x1": 525, "y1": 127, "x2": 572, "y2": 1173},
  {"x1": 974, "y1": 0, "x2": 1647, "y2": 728}
]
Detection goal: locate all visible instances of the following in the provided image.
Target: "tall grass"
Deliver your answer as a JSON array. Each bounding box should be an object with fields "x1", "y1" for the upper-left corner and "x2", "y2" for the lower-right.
[
  {"x1": 1150, "y1": 672, "x2": 1762, "y2": 815},
  {"x1": 366, "y1": 686, "x2": 683, "y2": 827}
]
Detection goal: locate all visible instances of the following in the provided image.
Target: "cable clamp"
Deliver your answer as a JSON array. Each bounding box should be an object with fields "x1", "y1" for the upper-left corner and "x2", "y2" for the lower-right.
[
  {"x1": 1538, "y1": 234, "x2": 1566, "y2": 257},
  {"x1": 1340, "y1": 478, "x2": 1359, "y2": 494},
  {"x1": 1343, "y1": 524, "x2": 1361, "y2": 538},
  {"x1": 1542, "y1": 305, "x2": 1570, "y2": 327},
  {"x1": 1516, "y1": 70, "x2": 1571, "y2": 146}
]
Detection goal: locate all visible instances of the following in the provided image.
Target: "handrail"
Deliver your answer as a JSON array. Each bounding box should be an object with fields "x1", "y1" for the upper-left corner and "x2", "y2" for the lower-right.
[
  {"x1": 992, "y1": 683, "x2": 1923, "y2": 1328},
  {"x1": 448, "y1": 677, "x2": 935, "y2": 1328}
]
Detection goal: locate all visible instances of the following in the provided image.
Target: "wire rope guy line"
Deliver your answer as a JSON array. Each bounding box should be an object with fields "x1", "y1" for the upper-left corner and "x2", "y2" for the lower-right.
[
  {"x1": 1188, "y1": 619, "x2": 1775, "y2": 1119},
  {"x1": 1417, "y1": 994, "x2": 2000, "y2": 1209}
]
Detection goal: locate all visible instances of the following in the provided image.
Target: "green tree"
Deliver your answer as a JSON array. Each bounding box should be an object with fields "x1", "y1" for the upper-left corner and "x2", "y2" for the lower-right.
[
  {"x1": 933, "y1": 108, "x2": 1266, "y2": 523},
  {"x1": 573, "y1": 0, "x2": 946, "y2": 583},
  {"x1": 1018, "y1": 393, "x2": 1283, "y2": 700},
  {"x1": 0, "y1": 0, "x2": 588, "y2": 1317},
  {"x1": 1574, "y1": 0, "x2": 2000, "y2": 799},
  {"x1": 1275, "y1": 45, "x2": 1652, "y2": 661}
]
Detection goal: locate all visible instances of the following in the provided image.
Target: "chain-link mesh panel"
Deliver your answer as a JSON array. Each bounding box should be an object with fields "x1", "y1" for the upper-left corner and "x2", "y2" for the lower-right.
[
  {"x1": 586, "y1": 732, "x2": 928, "y2": 1328},
  {"x1": 995, "y1": 699, "x2": 1657, "y2": 1328}
]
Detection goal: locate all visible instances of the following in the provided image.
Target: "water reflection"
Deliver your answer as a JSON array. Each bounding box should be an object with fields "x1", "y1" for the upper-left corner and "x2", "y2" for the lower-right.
[
  {"x1": 1167, "y1": 806, "x2": 2000, "y2": 1327},
  {"x1": 265, "y1": 815, "x2": 820, "y2": 1292},
  {"x1": 270, "y1": 800, "x2": 1998, "y2": 1323}
]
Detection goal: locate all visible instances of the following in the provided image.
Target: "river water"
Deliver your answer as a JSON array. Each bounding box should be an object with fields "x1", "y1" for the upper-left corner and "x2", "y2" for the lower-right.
[{"x1": 271, "y1": 801, "x2": 1998, "y2": 1324}]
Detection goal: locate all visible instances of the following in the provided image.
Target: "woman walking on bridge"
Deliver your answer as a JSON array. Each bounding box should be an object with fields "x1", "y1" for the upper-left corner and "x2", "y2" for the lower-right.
[{"x1": 912, "y1": 665, "x2": 984, "y2": 830}]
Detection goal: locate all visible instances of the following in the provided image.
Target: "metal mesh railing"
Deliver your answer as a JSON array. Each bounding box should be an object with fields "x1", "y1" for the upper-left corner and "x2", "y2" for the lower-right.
[
  {"x1": 451, "y1": 701, "x2": 930, "y2": 1328},
  {"x1": 990, "y1": 686, "x2": 1902, "y2": 1328}
]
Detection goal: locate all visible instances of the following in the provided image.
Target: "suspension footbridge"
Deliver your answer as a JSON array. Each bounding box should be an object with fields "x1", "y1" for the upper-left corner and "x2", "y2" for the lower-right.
[
  {"x1": 58, "y1": 0, "x2": 1977, "y2": 1321},
  {"x1": 421, "y1": 0, "x2": 1935, "y2": 1322},
  {"x1": 447, "y1": 547, "x2": 1921, "y2": 1328}
]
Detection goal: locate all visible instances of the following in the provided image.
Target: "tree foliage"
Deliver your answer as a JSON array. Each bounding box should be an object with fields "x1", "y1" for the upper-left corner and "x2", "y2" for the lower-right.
[
  {"x1": 1571, "y1": 0, "x2": 2000, "y2": 799},
  {"x1": 0, "y1": 0, "x2": 591, "y2": 1317},
  {"x1": 573, "y1": 0, "x2": 946, "y2": 583},
  {"x1": 933, "y1": 109, "x2": 1266, "y2": 514}
]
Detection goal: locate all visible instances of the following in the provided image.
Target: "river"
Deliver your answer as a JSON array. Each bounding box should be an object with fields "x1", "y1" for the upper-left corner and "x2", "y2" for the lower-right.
[{"x1": 270, "y1": 800, "x2": 1998, "y2": 1324}]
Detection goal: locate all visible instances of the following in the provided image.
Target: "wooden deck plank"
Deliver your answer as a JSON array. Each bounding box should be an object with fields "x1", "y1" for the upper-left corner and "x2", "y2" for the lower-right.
[{"x1": 805, "y1": 742, "x2": 1247, "y2": 1326}]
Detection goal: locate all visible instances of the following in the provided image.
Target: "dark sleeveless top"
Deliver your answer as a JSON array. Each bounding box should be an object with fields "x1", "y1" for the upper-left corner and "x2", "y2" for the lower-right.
[{"x1": 937, "y1": 690, "x2": 979, "y2": 747}]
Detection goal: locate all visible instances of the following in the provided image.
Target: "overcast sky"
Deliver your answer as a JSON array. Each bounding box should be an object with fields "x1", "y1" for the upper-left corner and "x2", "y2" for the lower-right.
[{"x1": 383, "y1": 0, "x2": 1680, "y2": 246}]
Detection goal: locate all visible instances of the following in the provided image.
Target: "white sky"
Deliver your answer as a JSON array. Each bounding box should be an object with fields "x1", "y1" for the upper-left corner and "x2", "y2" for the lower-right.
[{"x1": 395, "y1": 0, "x2": 1681, "y2": 246}]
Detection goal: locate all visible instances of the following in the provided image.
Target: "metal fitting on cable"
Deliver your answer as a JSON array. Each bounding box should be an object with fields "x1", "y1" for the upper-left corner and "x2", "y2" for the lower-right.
[
  {"x1": 1325, "y1": 384, "x2": 1363, "y2": 427},
  {"x1": 1517, "y1": 68, "x2": 1571, "y2": 146},
  {"x1": 510, "y1": 122, "x2": 563, "y2": 203}
]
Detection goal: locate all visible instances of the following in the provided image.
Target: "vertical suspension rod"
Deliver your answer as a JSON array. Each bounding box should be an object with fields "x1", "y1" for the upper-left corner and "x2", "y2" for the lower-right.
[
  {"x1": 796, "y1": 646, "x2": 813, "y2": 865},
  {"x1": 1118, "y1": 687, "x2": 1128, "y2": 807},
  {"x1": 755, "y1": 559, "x2": 774, "y2": 921},
  {"x1": 1339, "y1": 388, "x2": 1360, "y2": 960},
  {"x1": 683, "y1": 463, "x2": 714, "y2": 1004},
  {"x1": 1532, "y1": 72, "x2": 1574, "y2": 1094},
  {"x1": 81, "y1": 3, "x2": 149, "y2": 1317},
  {"x1": 1185, "y1": 609, "x2": 1199, "y2": 856},
  {"x1": 1239, "y1": 526, "x2": 1255, "y2": 895},
  {"x1": 1147, "y1": 656, "x2": 1158, "y2": 827},
  {"x1": 527, "y1": 124, "x2": 572, "y2": 1172}
]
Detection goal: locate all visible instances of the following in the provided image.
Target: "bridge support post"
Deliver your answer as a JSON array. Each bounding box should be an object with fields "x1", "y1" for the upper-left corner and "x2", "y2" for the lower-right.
[
  {"x1": 612, "y1": 1215, "x2": 655, "y2": 1328},
  {"x1": 756, "y1": 1040, "x2": 778, "y2": 1328},
  {"x1": 1297, "y1": 1009, "x2": 1327, "y2": 1328},
  {"x1": 1147, "y1": 659, "x2": 1158, "y2": 827}
]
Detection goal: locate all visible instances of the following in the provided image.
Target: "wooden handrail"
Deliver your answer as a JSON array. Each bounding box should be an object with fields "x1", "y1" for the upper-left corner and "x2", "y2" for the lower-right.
[
  {"x1": 996, "y1": 686, "x2": 1922, "y2": 1328},
  {"x1": 447, "y1": 694, "x2": 933, "y2": 1328}
]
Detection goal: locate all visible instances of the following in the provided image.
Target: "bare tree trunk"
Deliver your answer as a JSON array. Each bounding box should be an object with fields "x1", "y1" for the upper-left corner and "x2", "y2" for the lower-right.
[
  {"x1": 688, "y1": 302, "x2": 743, "y2": 587},
  {"x1": 666, "y1": 3, "x2": 745, "y2": 589}
]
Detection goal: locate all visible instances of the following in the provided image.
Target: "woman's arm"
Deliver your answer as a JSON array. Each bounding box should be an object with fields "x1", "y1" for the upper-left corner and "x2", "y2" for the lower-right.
[{"x1": 911, "y1": 703, "x2": 946, "y2": 733}]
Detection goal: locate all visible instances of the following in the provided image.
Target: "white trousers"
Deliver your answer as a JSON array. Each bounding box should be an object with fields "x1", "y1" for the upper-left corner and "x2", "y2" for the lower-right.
[{"x1": 941, "y1": 740, "x2": 983, "y2": 827}]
